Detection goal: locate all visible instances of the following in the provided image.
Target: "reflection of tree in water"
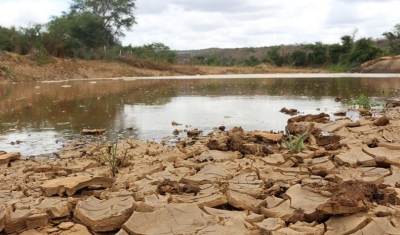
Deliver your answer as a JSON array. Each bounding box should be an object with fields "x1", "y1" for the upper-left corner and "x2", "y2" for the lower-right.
[{"x1": 0, "y1": 77, "x2": 399, "y2": 135}]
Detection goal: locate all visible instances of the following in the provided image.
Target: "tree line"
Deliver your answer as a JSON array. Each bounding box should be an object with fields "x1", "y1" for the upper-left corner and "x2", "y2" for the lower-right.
[
  {"x1": 0, "y1": 0, "x2": 177, "y2": 64},
  {"x1": 190, "y1": 25, "x2": 400, "y2": 71}
]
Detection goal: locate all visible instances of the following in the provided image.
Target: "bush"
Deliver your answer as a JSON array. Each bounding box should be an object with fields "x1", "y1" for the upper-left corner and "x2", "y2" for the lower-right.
[{"x1": 289, "y1": 50, "x2": 307, "y2": 66}]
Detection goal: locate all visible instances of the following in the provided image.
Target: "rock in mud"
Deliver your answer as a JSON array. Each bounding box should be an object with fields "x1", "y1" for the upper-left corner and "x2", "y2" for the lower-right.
[
  {"x1": 0, "y1": 204, "x2": 10, "y2": 232},
  {"x1": 373, "y1": 116, "x2": 390, "y2": 126},
  {"x1": 226, "y1": 190, "x2": 266, "y2": 213},
  {"x1": 121, "y1": 203, "x2": 218, "y2": 234},
  {"x1": 352, "y1": 217, "x2": 400, "y2": 234},
  {"x1": 324, "y1": 213, "x2": 370, "y2": 235},
  {"x1": 74, "y1": 196, "x2": 135, "y2": 232},
  {"x1": 0, "y1": 152, "x2": 20, "y2": 165},
  {"x1": 227, "y1": 126, "x2": 245, "y2": 151},
  {"x1": 288, "y1": 113, "x2": 330, "y2": 123},
  {"x1": 280, "y1": 107, "x2": 298, "y2": 115},
  {"x1": 317, "y1": 180, "x2": 377, "y2": 215},
  {"x1": 187, "y1": 128, "x2": 202, "y2": 137},
  {"x1": 254, "y1": 132, "x2": 283, "y2": 142},
  {"x1": 80, "y1": 128, "x2": 107, "y2": 135},
  {"x1": 40, "y1": 176, "x2": 114, "y2": 196},
  {"x1": 4, "y1": 209, "x2": 34, "y2": 233}
]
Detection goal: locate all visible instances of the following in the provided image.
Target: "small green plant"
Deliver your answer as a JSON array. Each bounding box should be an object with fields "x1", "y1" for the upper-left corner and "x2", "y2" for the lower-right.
[
  {"x1": 103, "y1": 140, "x2": 118, "y2": 178},
  {"x1": 350, "y1": 94, "x2": 370, "y2": 109},
  {"x1": 284, "y1": 130, "x2": 307, "y2": 153}
]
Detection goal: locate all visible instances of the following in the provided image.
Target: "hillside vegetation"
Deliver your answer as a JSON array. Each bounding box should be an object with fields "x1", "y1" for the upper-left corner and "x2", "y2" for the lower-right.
[{"x1": 0, "y1": 0, "x2": 400, "y2": 77}]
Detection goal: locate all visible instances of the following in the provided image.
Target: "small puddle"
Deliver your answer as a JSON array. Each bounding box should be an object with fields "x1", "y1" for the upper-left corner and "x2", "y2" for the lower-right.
[{"x1": 0, "y1": 77, "x2": 398, "y2": 156}]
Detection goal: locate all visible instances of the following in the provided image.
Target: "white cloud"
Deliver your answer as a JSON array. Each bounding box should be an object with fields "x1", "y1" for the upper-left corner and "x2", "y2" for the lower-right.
[
  {"x1": 0, "y1": 0, "x2": 399, "y2": 50},
  {"x1": 0, "y1": 0, "x2": 68, "y2": 27}
]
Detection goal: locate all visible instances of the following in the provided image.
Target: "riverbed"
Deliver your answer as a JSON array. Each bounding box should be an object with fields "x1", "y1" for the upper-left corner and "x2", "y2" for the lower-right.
[{"x1": 1, "y1": 75, "x2": 399, "y2": 156}]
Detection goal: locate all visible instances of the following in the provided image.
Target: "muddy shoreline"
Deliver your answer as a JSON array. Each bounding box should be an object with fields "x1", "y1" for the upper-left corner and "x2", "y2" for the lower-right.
[{"x1": 2, "y1": 104, "x2": 400, "y2": 234}]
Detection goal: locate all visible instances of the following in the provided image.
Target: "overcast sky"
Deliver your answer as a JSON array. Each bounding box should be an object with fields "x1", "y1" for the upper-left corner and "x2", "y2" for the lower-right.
[{"x1": 0, "y1": 0, "x2": 399, "y2": 50}]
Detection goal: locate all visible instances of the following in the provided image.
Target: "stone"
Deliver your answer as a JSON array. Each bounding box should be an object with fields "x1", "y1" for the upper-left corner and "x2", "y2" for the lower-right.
[
  {"x1": 315, "y1": 119, "x2": 352, "y2": 133},
  {"x1": 0, "y1": 152, "x2": 20, "y2": 164},
  {"x1": 285, "y1": 184, "x2": 329, "y2": 221},
  {"x1": 60, "y1": 224, "x2": 92, "y2": 235},
  {"x1": 59, "y1": 221, "x2": 75, "y2": 230},
  {"x1": 363, "y1": 146, "x2": 400, "y2": 167},
  {"x1": 4, "y1": 209, "x2": 33, "y2": 233},
  {"x1": 272, "y1": 227, "x2": 310, "y2": 234},
  {"x1": 26, "y1": 213, "x2": 49, "y2": 229},
  {"x1": 122, "y1": 203, "x2": 218, "y2": 234},
  {"x1": 317, "y1": 180, "x2": 377, "y2": 215},
  {"x1": 40, "y1": 176, "x2": 114, "y2": 196},
  {"x1": 197, "y1": 215, "x2": 252, "y2": 235},
  {"x1": 53, "y1": 159, "x2": 99, "y2": 174},
  {"x1": 0, "y1": 204, "x2": 10, "y2": 232},
  {"x1": 135, "y1": 194, "x2": 169, "y2": 212},
  {"x1": 194, "y1": 150, "x2": 241, "y2": 162},
  {"x1": 81, "y1": 128, "x2": 107, "y2": 135},
  {"x1": 308, "y1": 157, "x2": 335, "y2": 176},
  {"x1": 373, "y1": 116, "x2": 390, "y2": 126},
  {"x1": 293, "y1": 151, "x2": 315, "y2": 163},
  {"x1": 74, "y1": 196, "x2": 135, "y2": 232},
  {"x1": 203, "y1": 206, "x2": 264, "y2": 223},
  {"x1": 33, "y1": 197, "x2": 70, "y2": 218},
  {"x1": 254, "y1": 218, "x2": 286, "y2": 232},
  {"x1": 260, "y1": 200, "x2": 294, "y2": 222},
  {"x1": 384, "y1": 166, "x2": 400, "y2": 187},
  {"x1": 324, "y1": 213, "x2": 369, "y2": 235},
  {"x1": 57, "y1": 150, "x2": 82, "y2": 159},
  {"x1": 180, "y1": 163, "x2": 235, "y2": 185},
  {"x1": 289, "y1": 221, "x2": 325, "y2": 235},
  {"x1": 261, "y1": 154, "x2": 285, "y2": 166},
  {"x1": 382, "y1": 129, "x2": 400, "y2": 142},
  {"x1": 288, "y1": 113, "x2": 330, "y2": 123},
  {"x1": 334, "y1": 148, "x2": 376, "y2": 167},
  {"x1": 226, "y1": 190, "x2": 266, "y2": 213},
  {"x1": 171, "y1": 188, "x2": 227, "y2": 209},
  {"x1": 254, "y1": 132, "x2": 283, "y2": 142},
  {"x1": 352, "y1": 217, "x2": 400, "y2": 235}
]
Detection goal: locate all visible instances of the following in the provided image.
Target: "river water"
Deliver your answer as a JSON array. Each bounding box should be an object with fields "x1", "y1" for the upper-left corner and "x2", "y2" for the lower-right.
[{"x1": 1, "y1": 76, "x2": 399, "y2": 156}]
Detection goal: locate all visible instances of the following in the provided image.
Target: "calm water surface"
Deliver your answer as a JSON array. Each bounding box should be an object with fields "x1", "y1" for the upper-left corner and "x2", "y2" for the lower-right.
[{"x1": 0, "y1": 77, "x2": 399, "y2": 156}]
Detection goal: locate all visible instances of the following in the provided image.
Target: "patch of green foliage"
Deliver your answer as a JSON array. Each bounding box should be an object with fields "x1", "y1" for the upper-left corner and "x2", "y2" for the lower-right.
[
  {"x1": 103, "y1": 141, "x2": 118, "y2": 178},
  {"x1": 284, "y1": 130, "x2": 307, "y2": 153},
  {"x1": 350, "y1": 94, "x2": 370, "y2": 109}
]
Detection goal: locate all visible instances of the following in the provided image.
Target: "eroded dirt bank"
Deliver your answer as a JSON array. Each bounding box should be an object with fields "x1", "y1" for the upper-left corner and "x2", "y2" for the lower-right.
[
  {"x1": 0, "y1": 51, "x2": 320, "y2": 82},
  {"x1": 2, "y1": 104, "x2": 400, "y2": 234}
]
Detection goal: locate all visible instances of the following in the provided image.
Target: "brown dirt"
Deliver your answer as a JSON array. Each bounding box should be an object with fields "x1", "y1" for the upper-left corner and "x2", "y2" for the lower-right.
[{"x1": 0, "y1": 51, "x2": 320, "y2": 82}]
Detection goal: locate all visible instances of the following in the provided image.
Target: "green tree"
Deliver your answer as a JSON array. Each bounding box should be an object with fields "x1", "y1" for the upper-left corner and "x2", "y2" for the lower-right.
[
  {"x1": 45, "y1": 12, "x2": 114, "y2": 58},
  {"x1": 267, "y1": 46, "x2": 285, "y2": 66},
  {"x1": 70, "y1": 0, "x2": 136, "y2": 37},
  {"x1": 289, "y1": 50, "x2": 307, "y2": 66},
  {"x1": 0, "y1": 26, "x2": 12, "y2": 51},
  {"x1": 348, "y1": 38, "x2": 382, "y2": 64},
  {"x1": 340, "y1": 35, "x2": 353, "y2": 53},
  {"x1": 132, "y1": 42, "x2": 177, "y2": 64},
  {"x1": 327, "y1": 43, "x2": 346, "y2": 64},
  {"x1": 306, "y1": 42, "x2": 327, "y2": 65},
  {"x1": 383, "y1": 24, "x2": 400, "y2": 55}
]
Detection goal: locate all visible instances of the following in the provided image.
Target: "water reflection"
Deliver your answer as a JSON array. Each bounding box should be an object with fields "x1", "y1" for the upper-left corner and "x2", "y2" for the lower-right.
[{"x1": 0, "y1": 77, "x2": 399, "y2": 156}]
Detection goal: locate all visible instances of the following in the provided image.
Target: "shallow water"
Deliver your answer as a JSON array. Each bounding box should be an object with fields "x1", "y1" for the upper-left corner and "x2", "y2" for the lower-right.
[{"x1": 0, "y1": 77, "x2": 399, "y2": 156}]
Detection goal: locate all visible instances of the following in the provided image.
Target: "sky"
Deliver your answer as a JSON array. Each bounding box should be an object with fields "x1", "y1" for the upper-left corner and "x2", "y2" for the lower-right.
[{"x1": 0, "y1": 0, "x2": 399, "y2": 50}]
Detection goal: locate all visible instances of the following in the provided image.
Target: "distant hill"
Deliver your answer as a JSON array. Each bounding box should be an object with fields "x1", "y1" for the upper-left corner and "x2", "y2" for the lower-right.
[
  {"x1": 174, "y1": 38, "x2": 389, "y2": 65},
  {"x1": 174, "y1": 44, "x2": 308, "y2": 65}
]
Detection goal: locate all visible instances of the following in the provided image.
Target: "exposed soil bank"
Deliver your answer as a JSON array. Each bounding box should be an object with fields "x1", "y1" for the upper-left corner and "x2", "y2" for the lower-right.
[
  {"x1": 2, "y1": 103, "x2": 400, "y2": 234},
  {"x1": 0, "y1": 51, "x2": 320, "y2": 82}
]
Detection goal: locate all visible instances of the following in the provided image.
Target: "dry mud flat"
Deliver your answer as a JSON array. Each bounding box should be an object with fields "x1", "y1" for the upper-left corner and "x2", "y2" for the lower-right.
[{"x1": 2, "y1": 106, "x2": 400, "y2": 234}]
